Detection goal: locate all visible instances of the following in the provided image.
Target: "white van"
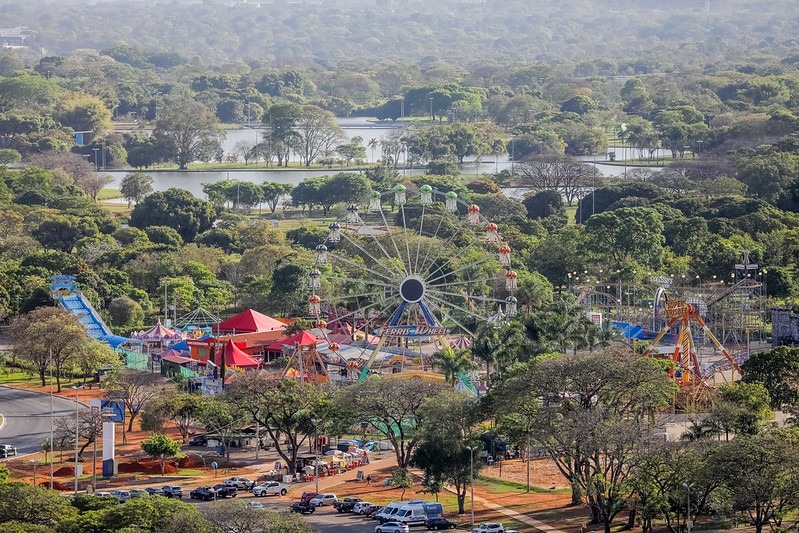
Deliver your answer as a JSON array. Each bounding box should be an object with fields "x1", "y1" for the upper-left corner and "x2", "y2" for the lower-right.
[
  {"x1": 394, "y1": 501, "x2": 444, "y2": 526},
  {"x1": 375, "y1": 501, "x2": 405, "y2": 523}
]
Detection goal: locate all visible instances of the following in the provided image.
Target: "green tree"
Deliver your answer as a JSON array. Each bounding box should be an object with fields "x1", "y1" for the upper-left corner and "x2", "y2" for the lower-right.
[
  {"x1": 582, "y1": 207, "x2": 665, "y2": 268},
  {"x1": 152, "y1": 99, "x2": 224, "y2": 169},
  {"x1": 261, "y1": 182, "x2": 293, "y2": 214},
  {"x1": 0, "y1": 482, "x2": 77, "y2": 527},
  {"x1": 227, "y1": 372, "x2": 331, "y2": 474},
  {"x1": 9, "y1": 307, "x2": 89, "y2": 391},
  {"x1": 107, "y1": 296, "x2": 144, "y2": 328},
  {"x1": 55, "y1": 92, "x2": 113, "y2": 135},
  {"x1": 346, "y1": 376, "x2": 448, "y2": 468},
  {"x1": 319, "y1": 172, "x2": 371, "y2": 214},
  {"x1": 742, "y1": 346, "x2": 799, "y2": 409},
  {"x1": 141, "y1": 433, "x2": 182, "y2": 475},
  {"x1": 195, "y1": 395, "x2": 250, "y2": 461},
  {"x1": 414, "y1": 392, "x2": 483, "y2": 513},
  {"x1": 101, "y1": 493, "x2": 200, "y2": 532},
  {"x1": 707, "y1": 429, "x2": 799, "y2": 533},
  {"x1": 706, "y1": 382, "x2": 774, "y2": 438},
  {"x1": 737, "y1": 150, "x2": 799, "y2": 203},
  {"x1": 293, "y1": 105, "x2": 345, "y2": 167},
  {"x1": 129, "y1": 188, "x2": 217, "y2": 242},
  {"x1": 390, "y1": 467, "x2": 415, "y2": 502},
  {"x1": 0, "y1": 148, "x2": 21, "y2": 165},
  {"x1": 263, "y1": 102, "x2": 302, "y2": 167},
  {"x1": 119, "y1": 172, "x2": 154, "y2": 208},
  {"x1": 431, "y1": 347, "x2": 475, "y2": 386}
]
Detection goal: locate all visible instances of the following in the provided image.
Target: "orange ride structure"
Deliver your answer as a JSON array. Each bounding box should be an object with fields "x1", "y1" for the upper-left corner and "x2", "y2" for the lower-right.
[{"x1": 643, "y1": 299, "x2": 742, "y2": 399}]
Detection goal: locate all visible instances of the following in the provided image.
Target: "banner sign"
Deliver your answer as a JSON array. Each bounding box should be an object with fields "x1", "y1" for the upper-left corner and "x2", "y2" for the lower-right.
[
  {"x1": 648, "y1": 276, "x2": 673, "y2": 287},
  {"x1": 378, "y1": 325, "x2": 449, "y2": 337}
]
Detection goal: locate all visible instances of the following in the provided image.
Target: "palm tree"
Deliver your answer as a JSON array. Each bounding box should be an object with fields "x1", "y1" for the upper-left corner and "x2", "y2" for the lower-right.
[
  {"x1": 368, "y1": 138, "x2": 378, "y2": 163},
  {"x1": 431, "y1": 347, "x2": 475, "y2": 386}
]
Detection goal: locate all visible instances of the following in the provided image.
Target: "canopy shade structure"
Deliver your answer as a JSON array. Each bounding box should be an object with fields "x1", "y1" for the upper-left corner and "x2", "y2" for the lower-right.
[
  {"x1": 175, "y1": 307, "x2": 221, "y2": 329},
  {"x1": 215, "y1": 339, "x2": 260, "y2": 369},
  {"x1": 132, "y1": 320, "x2": 185, "y2": 343},
  {"x1": 217, "y1": 309, "x2": 285, "y2": 333},
  {"x1": 265, "y1": 331, "x2": 322, "y2": 352}
]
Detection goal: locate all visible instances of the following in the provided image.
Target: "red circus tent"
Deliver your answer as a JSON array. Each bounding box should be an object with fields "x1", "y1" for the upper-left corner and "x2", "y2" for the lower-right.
[
  {"x1": 265, "y1": 331, "x2": 321, "y2": 351},
  {"x1": 217, "y1": 309, "x2": 285, "y2": 333},
  {"x1": 215, "y1": 339, "x2": 260, "y2": 369}
]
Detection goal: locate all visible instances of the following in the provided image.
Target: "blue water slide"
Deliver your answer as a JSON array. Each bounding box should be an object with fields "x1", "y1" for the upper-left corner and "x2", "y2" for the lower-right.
[{"x1": 58, "y1": 293, "x2": 112, "y2": 339}]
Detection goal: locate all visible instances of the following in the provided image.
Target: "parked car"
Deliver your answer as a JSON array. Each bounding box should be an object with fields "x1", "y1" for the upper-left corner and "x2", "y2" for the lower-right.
[
  {"x1": 224, "y1": 477, "x2": 255, "y2": 490},
  {"x1": 472, "y1": 524, "x2": 505, "y2": 533},
  {"x1": 110, "y1": 490, "x2": 131, "y2": 501},
  {"x1": 252, "y1": 481, "x2": 289, "y2": 497},
  {"x1": 213, "y1": 484, "x2": 237, "y2": 498},
  {"x1": 94, "y1": 492, "x2": 115, "y2": 498},
  {"x1": 376, "y1": 522, "x2": 410, "y2": 533},
  {"x1": 300, "y1": 491, "x2": 318, "y2": 503},
  {"x1": 246, "y1": 501, "x2": 265, "y2": 510},
  {"x1": 333, "y1": 497, "x2": 363, "y2": 513},
  {"x1": 353, "y1": 501, "x2": 375, "y2": 515},
  {"x1": 188, "y1": 435, "x2": 208, "y2": 446},
  {"x1": 0, "y1": 444, "x2": 17, "y2": 458},
  {"x1": 128, "y1": 489, "x2": 149, "y2": 498},
  {"x1": 162, "y1": 486, "x2": 183, "y2": 498},
  {"x1": 144, "y1": 487, "x2": 165, "y2": 496},
  {"x1": 309, "y1": 493, "x2": 338, "y2": 506},
  {"x1": 289, "y1": 501, "x2": 315, "y2": 514},
  {"x1": 425, "y1": 517, "x2": 458, "y2": 530},
  {"x1": 364, "y1": 505, "x2": 383, "y2": 517},
  {"x1": 190, "y1": 487, "x2": 216, "y2": 501}
]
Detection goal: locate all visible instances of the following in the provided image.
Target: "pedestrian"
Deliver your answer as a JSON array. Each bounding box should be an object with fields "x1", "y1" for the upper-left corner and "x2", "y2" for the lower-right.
[{"x1": 366, "y1": 474, "x2": 372, "y2": 486}]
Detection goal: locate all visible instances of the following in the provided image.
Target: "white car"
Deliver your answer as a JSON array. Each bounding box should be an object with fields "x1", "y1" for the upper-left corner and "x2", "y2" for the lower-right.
[
  {"x1": 110, "y1": 490, "x2": 131, "y2": 501},
  {"x1": 246, "y1": 501, "x2": 265, "y2": 510},
  {"x1": 309, "y1": 493, "x2": 338, "y2": 506},
  {"x1": 472, "y1": 524, "x2": 505, "y2": 533},
  {"x1": 225, "y1": 477, "x2": 255, "y2": 490},
  {"x1": 354, "y1": 501, "x2": 374, "y2": 514},
  {"x1": 376, "y1": 522, "x2": 410, "y2": 533},
  {"x1": 252, "y1": 481, "x2": 290, "y2": 497}
]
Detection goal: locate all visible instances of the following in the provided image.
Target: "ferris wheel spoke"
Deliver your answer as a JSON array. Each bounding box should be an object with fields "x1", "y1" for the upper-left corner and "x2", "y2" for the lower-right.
[
  {"x1": 399, "y1": 205, "x2": 414, "y2": 275},
  {"x1": 324, "y1": 298, "x2": 390, "y2": 327},
  {"x1": 425, "y1": 291, "x2": 493, "y2": 324},
  {"x1": 426, "y1": 256, "x2": 494, "y2": 286},
  {"x1": 359, "y1": 221, "x2": 407, "y2": 278},
  {"x1": 377, "y1": 205, "x2": 409, "y2": 275},
  {"x1": 423, "y1": 297, "x2": 477, "y2": 338},
  {"x1": 432, "y1": 277, "x2": 499, "y2": 290},
  {"x1": 413, "y1": 204, "x2": 426, "y2": 273},
  {"x1": 325, "y1": 275, "x2": 398, "y2": 290},
  {"x1": 416, "y1": 211, "x2": 451, "y2": 277},
  {"x1": 427, "y1": 287, "x2": 505, "y2": 305},
  {"x1": 337, "y1": 233, "x2": 402, "y2": 281},
  {"x1": 332, "y1": 290, "x2": 393, "y2": 302}
]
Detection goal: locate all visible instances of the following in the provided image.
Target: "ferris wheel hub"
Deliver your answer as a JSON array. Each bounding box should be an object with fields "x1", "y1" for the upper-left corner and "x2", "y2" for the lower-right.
[{"x1": 399, "y1": 275, "x2": 426, "y2": 303}]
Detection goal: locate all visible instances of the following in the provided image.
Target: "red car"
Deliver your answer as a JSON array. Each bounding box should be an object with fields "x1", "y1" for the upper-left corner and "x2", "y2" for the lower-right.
[{"x1": 300, "y1": 491, "x2": 318, "y2": 503}]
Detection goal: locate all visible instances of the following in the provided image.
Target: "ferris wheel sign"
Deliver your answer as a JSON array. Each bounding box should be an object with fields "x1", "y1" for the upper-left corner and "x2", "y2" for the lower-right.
[{"x1": 378, "y1": 325, "x2": 450, "y2": 337}]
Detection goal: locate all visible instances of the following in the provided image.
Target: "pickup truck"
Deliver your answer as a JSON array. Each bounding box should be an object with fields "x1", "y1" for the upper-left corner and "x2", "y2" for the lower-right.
[
  {"x1": 224, "y1": 477, "x2": 255, "y2": 490},
  {"x1": 333, "y1": 497, "x2": 363, "y2": 513},
  {"x1": 212, "y1": 484, "x2": 237, "y2": 498}
]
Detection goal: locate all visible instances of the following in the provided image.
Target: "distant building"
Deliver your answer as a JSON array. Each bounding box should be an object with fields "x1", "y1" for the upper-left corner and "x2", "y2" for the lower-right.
[
  {"x1": 772, "y1": 308, "x2": 799, "y2": 346},
  {"x1": 0, "y1": 27, "x2": 28, "y2": 48}
]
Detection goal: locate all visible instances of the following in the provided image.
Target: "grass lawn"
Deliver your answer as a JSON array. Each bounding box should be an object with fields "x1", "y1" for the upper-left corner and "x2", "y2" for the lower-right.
[
  {"x1": 0, "y1": 368, "x2": 83, "y2": 389},
  {"x1": 97, "y1": 188, "x2": 122, "y2": 200},
  {"x1": 476, "y1": 475, "x2": 570, "y2": 496},
  {"x1": 176, "y1": 468, "x2": 205, "y2": 477}
]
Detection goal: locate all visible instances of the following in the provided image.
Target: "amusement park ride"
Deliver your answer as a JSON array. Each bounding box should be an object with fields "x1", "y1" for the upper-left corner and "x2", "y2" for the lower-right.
[{"x1": 282, "y1": 185, "x2": 519, "y2": 391}]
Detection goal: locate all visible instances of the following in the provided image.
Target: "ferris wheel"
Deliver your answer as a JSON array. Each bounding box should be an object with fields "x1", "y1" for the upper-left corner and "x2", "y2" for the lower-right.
[{"x1": 307, "y1": 185, "x2": 519, "y2": 383}]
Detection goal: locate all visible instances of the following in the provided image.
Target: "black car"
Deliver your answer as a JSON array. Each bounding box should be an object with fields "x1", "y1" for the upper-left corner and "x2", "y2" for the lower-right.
[
  {"x1": 212, "y1": 484, "x2": 237, "y2": 498},
  {"x1": 425, "y1": 517, "x2": 458, "y2": 530},
  {"x1": 190, "y1": 487, "x2": 216, "y2": 501},
  {"x1": 289, "y1": 501, "x2": 315, "y2": 514},
  {"x1": 144, "y1": 487, "x2": 165, "y2": 496},
  {"x1": 333, "y1": 497, "x2": 363, "y2": 513},
  {"x1": 188, "y1": 434, "x2": 208, "y2": 446}
]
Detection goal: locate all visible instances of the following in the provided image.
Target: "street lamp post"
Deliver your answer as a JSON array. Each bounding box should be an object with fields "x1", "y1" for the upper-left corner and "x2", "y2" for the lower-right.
[
  {"x1": 313, "y1": 419, "x2": 321, "y2": 495},
  {"x1": 92, "y1": 148, "x2": 99, "y2": 172},
  {"x1": 30, "y1": 459, "x2": 37, "y2": 486},
  {"x1": 74, "y1": 385, "x2": 83, "y2": 495},
  {"x1": 429, "y1": 97, "x2": 434, "y2": 122},
  {"x1": 682, "y1": 482, "x2": 696, "y2": 533},
  {"x1": 465, "y1": 446, "x2": 476, "y2": 529}
]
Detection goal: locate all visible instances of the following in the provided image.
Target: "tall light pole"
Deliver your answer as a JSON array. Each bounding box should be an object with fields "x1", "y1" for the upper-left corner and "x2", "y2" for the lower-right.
[
  {"x1": 74, "y1": 385, "x2": 83, "y2": 495},
  {"x1": 429, "y1": 97, "x2": 434, "y2": 122},
  {"x1": 313, "y1": 418, "x2": 320, "y2": 495},
  {"x1": 30, "y1": 459, "x2": 37, "y2": 486},
  {"x1": 682, "y1": 482, "x2": 696, "y2": 533},
  {"x1": 465, "y1": 445, "x2": 476, "y2": 529},
  {"x1": 49, "y1": 348, "x2": 54, "y2": 490},
  {"x1": 92, "y1": 147, "x2": 99, "y2": 172}
]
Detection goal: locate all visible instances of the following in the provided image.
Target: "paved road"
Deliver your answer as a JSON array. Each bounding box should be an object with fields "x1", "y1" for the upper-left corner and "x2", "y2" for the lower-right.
[
  {"x1": 0, "y1": 386, "x2": 79, "y2": 456},
  {"x1": 304, "y1": 506, "x2": 470, "y2": 533}
]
